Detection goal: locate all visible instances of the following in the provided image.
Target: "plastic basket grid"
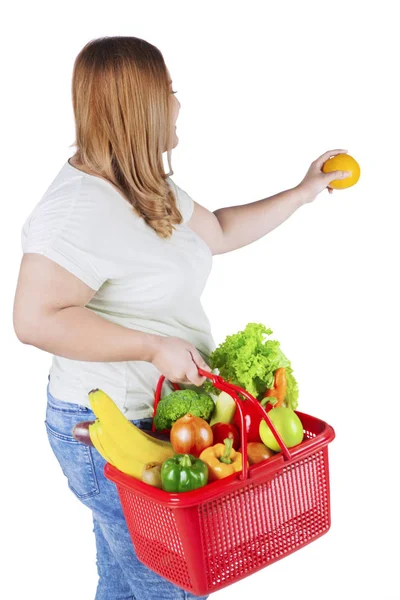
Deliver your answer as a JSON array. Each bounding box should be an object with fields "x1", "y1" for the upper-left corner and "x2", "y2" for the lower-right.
[
  {"x1": 118, "y1": 489, "x2": 192, "y2": 589},
  {"x1": 199, "y1": 446, "x2": 330, "y2": 589}
]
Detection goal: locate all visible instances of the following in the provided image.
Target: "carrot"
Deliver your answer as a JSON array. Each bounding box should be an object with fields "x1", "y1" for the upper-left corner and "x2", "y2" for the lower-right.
[{"x1": 264, "y1": 367, "x2": 287, "y2": 407}]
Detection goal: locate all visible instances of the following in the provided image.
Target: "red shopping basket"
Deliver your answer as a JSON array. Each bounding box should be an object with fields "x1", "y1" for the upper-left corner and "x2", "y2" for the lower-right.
[{"x1": 104, "y1": 368, "x2": 335, "y2": 596}]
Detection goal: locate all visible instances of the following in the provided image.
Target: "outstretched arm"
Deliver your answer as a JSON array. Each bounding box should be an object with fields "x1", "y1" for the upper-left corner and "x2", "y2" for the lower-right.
[
  {"x1": 188, "y1": 186, "x2": 304, "y2": 256},
  {"x1": 187, "y1": 149, "x2": 351, "y2": 256}
]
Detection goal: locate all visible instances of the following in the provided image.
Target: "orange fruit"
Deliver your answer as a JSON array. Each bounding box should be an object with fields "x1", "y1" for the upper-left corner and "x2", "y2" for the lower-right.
[{"x1": 322, "y1": 153, "x2": 361, "y2": 189}]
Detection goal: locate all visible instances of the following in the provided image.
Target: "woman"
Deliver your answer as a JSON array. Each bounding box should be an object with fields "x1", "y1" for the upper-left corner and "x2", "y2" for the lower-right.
[{"x1": 13, "y1": 36, "x2": 351, "y2": 600}]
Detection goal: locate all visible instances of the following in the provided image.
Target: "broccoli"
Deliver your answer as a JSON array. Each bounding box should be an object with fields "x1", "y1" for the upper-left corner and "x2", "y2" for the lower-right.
[{"x1": 154, "y1": 389, "x2": 215, "y2": 431}]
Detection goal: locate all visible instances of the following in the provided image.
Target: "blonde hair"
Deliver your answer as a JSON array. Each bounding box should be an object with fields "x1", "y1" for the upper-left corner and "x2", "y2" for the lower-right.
[{"x1": 69, "y1": 36, "x2": 182, "y2": 239}]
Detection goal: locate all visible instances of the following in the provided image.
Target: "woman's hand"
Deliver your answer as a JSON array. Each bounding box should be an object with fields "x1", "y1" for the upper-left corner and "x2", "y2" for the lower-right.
[
  {"x1": 149, "y1": 335, "x2": 211, "y2": 386},
  {"x1": 296, "y1": 149, "x2": 352, "y2": 204}
]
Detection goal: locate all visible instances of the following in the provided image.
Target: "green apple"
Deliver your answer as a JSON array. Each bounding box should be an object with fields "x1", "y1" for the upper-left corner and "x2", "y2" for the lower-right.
[{"x1": 259, "y1": 407, "x2": 304, "y2": 452}]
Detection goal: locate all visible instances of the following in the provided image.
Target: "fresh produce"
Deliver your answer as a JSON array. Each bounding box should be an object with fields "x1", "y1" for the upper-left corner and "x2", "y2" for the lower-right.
[
  {"x1": 154, "y1": 389, "x2": 215, "y2": 431},
  {"x1": 89, "y1": 419, "x2": 118, "y2": 468},
  {"x1": 209, "y1": 391, "x2": 237, "y2": 425},
  {"x1": 211, "y1": 422, "x2": 240, "y2": 450},
  {"x1": 322, "y1": 153, "x2": 360, "y2": 189},
  {"x1": 161, "y1": 454, "x2": 209, "y2": 492},
  {"x1": 170, "y1": 414, "x2": 213, "y2": 457},
  {"x1": 232, "y1": 400, "x2": 263, "y2": 443},
  {"x1": 73, "y1": 420, "x2": 169, "y2": 444},
  {"x1": 243, "y1": 442, "x2": 276, "y2": 465},
  {"x1": 263, "y1": 367, "x2": 287, "y2": 408},
  {"x1": 141, "y1": 462, "x2": 162, "y2": 488},
  {"x1": 87, "y1": 388, "x2": 174, "y2": 477},
  {"x1": 72, "y1": 421, "x2": 94, "y2": 447},
  {"x1": 259, "y1": 407, "x2": 304, "y2": 452},
  {"x1": 202, "y1": 323, "x2": 299, "y2": 410},
  {"x1": 89, "y1": 418, "x2": 152, "y2": 478},
  {"x1": 199, "y1": 438, "x2": 247, "y2": 482}
]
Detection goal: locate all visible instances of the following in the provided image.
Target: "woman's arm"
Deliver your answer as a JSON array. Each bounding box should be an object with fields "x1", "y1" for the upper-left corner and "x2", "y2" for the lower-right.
[
  {"x1": 13, "y1": 254, "x2": 159, "y2": 362},
  {"x1": 187, "y1": 149, "x2": 351, "y2": 256},
  {"x1": 188, "y1": 186, "x2": 305, "y2": 256},
  {"x1": 213, "y1": 185, "x2": 305, "y2": 254},
  {"x1": 19, "y1": 304, "x2": 159, "y2": 362}
]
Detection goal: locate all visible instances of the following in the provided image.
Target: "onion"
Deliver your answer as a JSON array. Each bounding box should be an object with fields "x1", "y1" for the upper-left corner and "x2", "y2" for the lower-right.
[
  {"x1": 246, "y1": 442, "x2": 275, "y2": 465},
  {"x1": 170, "y1": 413, "x2": 213, "y2": 457},
  {"x1": 141, "y1": 462, "x2": 162, "y2": 488}
]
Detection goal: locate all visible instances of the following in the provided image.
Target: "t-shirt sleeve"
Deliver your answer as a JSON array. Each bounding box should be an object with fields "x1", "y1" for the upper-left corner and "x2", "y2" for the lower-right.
[
  {"x1": 21, "y1": 180, "x2": 115, "y2": 291},
  {"x1": 168, "y1": 178, "x2": 195, "y2": 224}
]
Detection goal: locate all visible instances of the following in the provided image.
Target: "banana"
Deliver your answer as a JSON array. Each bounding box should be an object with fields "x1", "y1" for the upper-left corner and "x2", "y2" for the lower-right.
[
  {"x1": 88, "y1": 388, "x2": 174, "y2": 465},
  {"x1": 91, "y1": 419, "x2": 146, "y2": 479},
  {"x1": 88, "y1": 420, "x2": 117, "y2": 467}
]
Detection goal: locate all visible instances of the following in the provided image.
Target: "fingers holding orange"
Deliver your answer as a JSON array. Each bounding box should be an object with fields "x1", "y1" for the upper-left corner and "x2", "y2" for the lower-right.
[
  {"x1": 314, "y1": 149, "x2": 348, "y2": 169},
  {"x1": 322, "y1": 153, "x2": 361, "y2": 189}
]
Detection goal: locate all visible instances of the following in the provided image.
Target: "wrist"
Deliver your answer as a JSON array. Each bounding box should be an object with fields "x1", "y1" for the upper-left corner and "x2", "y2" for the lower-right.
[
  {"x1": 141, "y1": 332, "x2": 162, "y2": 363},
  {"x1": 292, "y1": 183, "x2": 310, "y2": 207}
]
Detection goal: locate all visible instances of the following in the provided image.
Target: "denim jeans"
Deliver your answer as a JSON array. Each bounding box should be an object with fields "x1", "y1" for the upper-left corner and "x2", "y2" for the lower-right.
[{"x1": 45, "y1": 376, "x2": 209, "y2": 600}]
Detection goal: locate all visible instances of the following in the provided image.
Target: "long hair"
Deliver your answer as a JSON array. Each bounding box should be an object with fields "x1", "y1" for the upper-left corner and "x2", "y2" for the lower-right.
[{"x1": 69, "y1": 36, "x2": 182, "y2": 239}]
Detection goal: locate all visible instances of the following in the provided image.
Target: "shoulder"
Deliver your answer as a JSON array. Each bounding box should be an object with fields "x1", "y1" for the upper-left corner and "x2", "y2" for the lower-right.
[
  {"x1": 21, "y1": 164, "x2": 132, "y2": 252},
  {"x1": 167, "y1": 177, "x2": 194, "y2": 223},
  {"x1": 20, "y1": 164, "x2": 131, "y2": 290}
]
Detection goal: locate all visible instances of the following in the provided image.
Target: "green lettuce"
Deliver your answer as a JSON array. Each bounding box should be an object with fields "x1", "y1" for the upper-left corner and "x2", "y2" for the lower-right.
[{"x1": 203, "y1": 322, "x2": 299, "y2": 410}]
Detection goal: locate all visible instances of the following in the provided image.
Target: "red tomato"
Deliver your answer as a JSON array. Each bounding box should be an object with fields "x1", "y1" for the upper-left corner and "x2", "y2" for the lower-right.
[{"x1": 211, "y1": 422, "x2": 240, "y2": 450}]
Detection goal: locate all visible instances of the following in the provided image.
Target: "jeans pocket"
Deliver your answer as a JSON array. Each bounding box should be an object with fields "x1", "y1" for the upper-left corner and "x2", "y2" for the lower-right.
[
  {"x1": 47, "y1": 383, "x2": 91, "y2": 414},
  {"x1": 45, "y1": 421, "x2": 100, "y2": 500}
]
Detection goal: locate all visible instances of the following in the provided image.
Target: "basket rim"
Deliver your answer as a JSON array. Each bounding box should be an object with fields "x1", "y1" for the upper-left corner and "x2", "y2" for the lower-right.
[{"x1": 104, "y1": 410, "x2": 335, "y2": 508}]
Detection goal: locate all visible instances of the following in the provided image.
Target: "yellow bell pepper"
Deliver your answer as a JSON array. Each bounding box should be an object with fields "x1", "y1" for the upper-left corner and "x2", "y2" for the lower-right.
[{"x1": 199, "y1": 438, "x2": 247, "y2": 482}]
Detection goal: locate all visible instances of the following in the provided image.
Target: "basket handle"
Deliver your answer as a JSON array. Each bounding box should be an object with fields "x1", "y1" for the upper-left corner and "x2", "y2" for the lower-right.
[{"x1": 153, "y1": 367, "x2": 293, "y2": 480}]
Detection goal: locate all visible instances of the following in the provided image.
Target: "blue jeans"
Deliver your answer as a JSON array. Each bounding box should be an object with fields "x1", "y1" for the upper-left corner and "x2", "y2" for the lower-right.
[{"x1": 45, "y1": 377, "x2": 209, "y2": 600}]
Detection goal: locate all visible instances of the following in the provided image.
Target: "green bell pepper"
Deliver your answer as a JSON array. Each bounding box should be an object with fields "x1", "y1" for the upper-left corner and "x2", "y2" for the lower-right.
[{"x1": 161, "y1": 453, "x2": 208, "y2": 493}]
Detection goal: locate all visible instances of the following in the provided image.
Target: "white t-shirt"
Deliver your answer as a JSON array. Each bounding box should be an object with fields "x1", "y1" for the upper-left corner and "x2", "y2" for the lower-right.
[{"x1": 21, "y1": 160, "x2": 216, "y2": 419}]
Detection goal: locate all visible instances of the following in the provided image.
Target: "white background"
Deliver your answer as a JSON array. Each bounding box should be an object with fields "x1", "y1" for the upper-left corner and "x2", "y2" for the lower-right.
[{"x1": 2, "y1": 1, "x2": 399, "y2": 599}]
